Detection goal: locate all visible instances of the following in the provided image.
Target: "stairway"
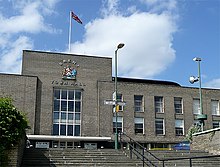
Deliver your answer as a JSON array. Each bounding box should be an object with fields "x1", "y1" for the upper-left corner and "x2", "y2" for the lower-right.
[
  {"x1": 129, "y1": 150, "x2": 220, "y2": 167},
  {"x1": 21, "y1": 148, "x2": 220, "y2": 167},
  {"x1": 21, "y1": 148, "x2": 142, "y2": 167}
]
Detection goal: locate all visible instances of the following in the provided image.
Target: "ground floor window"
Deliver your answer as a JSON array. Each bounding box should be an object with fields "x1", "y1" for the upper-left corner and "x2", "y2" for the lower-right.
[
  {"x1": 53, "y1": 88, "x2": 82, "y2": 136},
  {"x1": 113, "y1": 116, "x2": 123, "y2": 133},
  {"x1": 134, "y1": 117, "x2": 144, "y2": 134}
]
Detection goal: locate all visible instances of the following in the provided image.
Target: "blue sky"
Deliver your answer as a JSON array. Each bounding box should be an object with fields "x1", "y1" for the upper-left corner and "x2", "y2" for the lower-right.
[{"x1": 0, "y1": 0, "x2": 219, "y2": 89}]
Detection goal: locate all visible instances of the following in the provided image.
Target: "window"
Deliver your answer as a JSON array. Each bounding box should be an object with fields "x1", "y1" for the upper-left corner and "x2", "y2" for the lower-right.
[
  {"x1": 155, "y1": 96, "x2": 164, "y2": 113},
  {"x1": 117, "y1": 94, "x2": 123, "y2": 111},
  {"x1": 211, "y1": 100, "x2": 220, "y2": 115},
  {"x1": 53, "y1": 89, "x2": 82, "y2": 136},
  {"x1": 175, "y1": 119, "x2": 184, "y2": 136},
  {"x1": 193, "y1": 99, "x2": 200, "y2": 114},
  {"x1": 134, "y1": 117, "x2": 144, "y2": 134},
  {"x1": 213, "y1": 121, "x2": 220, "y2": 129},
  {"x1": 134, "y1": 95, "x2": 144, "y2": 112},
  {"x1": 155, "y1": 118, "x2": 164, "y2": 135},
  {"x1": 174, "y1": 97, "x2": 183, "y2": 114},
  {"x1": 113, "y1": 116, "x2": 123, "y2": 133}
]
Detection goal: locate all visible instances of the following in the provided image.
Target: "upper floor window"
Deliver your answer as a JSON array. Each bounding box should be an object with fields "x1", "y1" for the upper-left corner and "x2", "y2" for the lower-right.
[
  {"x1": 113, "y1": 116, "x2": 123, "y2": 133},
  {"x1": 211, "y1": 100, "x2": 220, "y2": 116},
  {"x1": 193, "y1": 99, "x2": 200, "y2": 115},
  {"x1": 175, "y1": 119, "x2": 184, "y2": 136},
  {"x1": 155, "y1": 118, "x2": 165, "y2": 135},
  {"x1": 134, "y1": 95, "x2": 144, "y2": 112},
  {"x1": 155, "y1": 96, "x2": 164, "y2": 113},
  {"x1": 134, "y1": 117, "x2": 144, "y2": 134},
  {"x1": 117, "y1": 94, "x2": 123, "y2": 111},
  {"x1": 174, "y1": 97, "x2": 183, "y2": 114}
]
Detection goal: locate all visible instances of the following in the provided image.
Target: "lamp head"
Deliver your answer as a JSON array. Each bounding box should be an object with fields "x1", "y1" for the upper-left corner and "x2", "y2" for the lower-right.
[
  {"x1": 193, "y1": 57, "x2": 201, "y2": 62},
  {"x1": 117, "y1": 43, "x2": 125, "y2": 49},
  {"x1": 189, "y1": 76, "x2": 199, "y2": 84}
]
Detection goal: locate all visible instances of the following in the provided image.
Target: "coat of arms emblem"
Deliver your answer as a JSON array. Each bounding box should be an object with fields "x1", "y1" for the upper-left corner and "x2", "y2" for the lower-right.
[{"x1": 59, "y1": 59, "x2": 79, "y2": 80}]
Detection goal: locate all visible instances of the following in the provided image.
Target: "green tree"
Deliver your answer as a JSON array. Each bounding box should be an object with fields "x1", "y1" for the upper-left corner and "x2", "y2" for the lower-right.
[
  {"x1": 0, "y1": 97, "x2": 28, "y2": 166},
  {"x1": 185, "y1": 124, "x2": 201, "y2": 142}
]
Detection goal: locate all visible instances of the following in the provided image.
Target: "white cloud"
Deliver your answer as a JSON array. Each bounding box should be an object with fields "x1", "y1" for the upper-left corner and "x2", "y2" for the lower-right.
[
  {"x1": 70, "y1": 0, "x2": 177, "y2": 78},
  {"x1": 204, "y1": 79, "x2": 220, "y2": 89},
  {"x1": 0, "y1": 36, "x2": 33, "y2": 74},
  {"x1": 0, "y1": 0, "x2": 59, "y2": 74}
]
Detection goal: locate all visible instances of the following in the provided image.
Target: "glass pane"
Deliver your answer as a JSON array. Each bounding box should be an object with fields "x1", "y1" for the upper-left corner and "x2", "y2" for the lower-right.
[
  {"x1": 68, "y1": 90, "x2": 74, "y2": 100},
  {"x1": 68, "y1": 113, "x2": 73, "y2": 122},
  {"x1": 61, "y1": 90, "x2": 67, "y2": 99},
  {"x1": 61, "y1": 101, "x2": 67, "y2": 111},
  {"x1": 54, "y1": 100, "x2": 60, "y2": 111},
  {"x1": 54, "y1": 89, "x2": 60, "y2": 99},
  {"x1": 53, "y1": 124, "x2": 59, "y2": 135},
  {"x1": 75, "y1": 102, "x2": 81, "y2": 112},
  {"x1": 61, "y1": 112, "x2": 66, "y2": 123},
  {"x1": 75, "y1": 91, "x2": 81, "y2": 100},
  {"x1": 75, "y1": 113, "x2": 80, "y2": 120},
  {"x1": 75, "y1": 125, "x2": 80, "y2": 136},
  {"x1": 53, "y1": 112, "x2": 59, "y2": 123},
  {"x1": 60, "y1": 125, "x2": 66, "y2": 135},
  {"x1": 68, "y1": 101, "x2": 74, "y2": 111},
  {"x1": 67, "y1": 125, "x2": 73, "y2": 136}
]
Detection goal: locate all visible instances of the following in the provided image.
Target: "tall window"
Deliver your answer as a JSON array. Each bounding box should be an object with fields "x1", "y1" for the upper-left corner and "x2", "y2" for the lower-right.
[
  {"x1": 155, "y1": 118, "x2": 164, "y2": 135},
  {"x1": 113, "y1": 116, "x2": 123, "y2": 133},
  {"x1": 211, "y1": 100, "x2": 220, "y2": 115},
  {"x1": 193, "y1": 99, "x2": 200, "y2": 114},
  {"x1": 213, "y1": 121, "x2": 220, "y2": 129},
  {"x1": 175, "y1": 119, "x2": 184, "y2": 136},
  {"x1": 53, "y1": 89, "x2": 82, "y2": 136},
  {"x1": 174, "y1": 97, "x2": 183, "y2": 114},
  {"x1": 134, "y1": 117, "x2": 144, "y2": 134},
  {"x1": 155, "y1": 96, "x2": 164, "y2": 113},
  {"x1": 134, "y1": 95, "x2": 144, "y2": 112}
]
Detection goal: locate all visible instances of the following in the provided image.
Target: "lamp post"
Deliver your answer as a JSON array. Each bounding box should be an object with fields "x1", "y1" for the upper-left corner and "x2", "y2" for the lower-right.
[
  {"x1": 114, "y1": 43, "x2": 124, "y2": 149},
  {"x1": 189, "y1": 57, "x2": 207, "y2": 131}
]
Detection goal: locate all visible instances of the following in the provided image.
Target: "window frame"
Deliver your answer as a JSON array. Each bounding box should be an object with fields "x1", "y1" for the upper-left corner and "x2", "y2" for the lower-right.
[
  {"x1": 155, "y1": 118, "x2": 165, "y2": 135},
  {"x1": 175, "y1": 119, "x2": 184, "y2": 136},
  {"x1": 134, "y1": 95, "x2": 144, "y2": 112},
  {"x1": 113, "y1": 116, "x2": 123, "y2": 133},
  {"x1": 134, "y1": 117, "x2": 144, "y2": 134},
  {"x1": 174, "y1": 97, "x2": 183, "y2": 114},
  {"x1": 155, "y1": 96, "x2": 164, "y2": 113},
  {"x1": 211, "y1": 100, "x2": 220, "y2": 116}
]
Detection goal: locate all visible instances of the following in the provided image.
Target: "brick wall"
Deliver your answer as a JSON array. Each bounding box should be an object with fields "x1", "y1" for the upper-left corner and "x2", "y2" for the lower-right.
[{"x1": 191, "y1": 128, "x2": 220, "y2": 155}]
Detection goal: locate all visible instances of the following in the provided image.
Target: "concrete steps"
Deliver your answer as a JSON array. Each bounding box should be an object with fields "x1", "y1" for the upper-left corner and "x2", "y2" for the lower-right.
[{"x1": 21, "y1": 148, "x2": 220, "y2": 167}]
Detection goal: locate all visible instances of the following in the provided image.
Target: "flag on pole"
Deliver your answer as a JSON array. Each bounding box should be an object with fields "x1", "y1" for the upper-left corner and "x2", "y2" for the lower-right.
[{"x1": 71, "y1": 11, "x2": 83, "y2": 24}]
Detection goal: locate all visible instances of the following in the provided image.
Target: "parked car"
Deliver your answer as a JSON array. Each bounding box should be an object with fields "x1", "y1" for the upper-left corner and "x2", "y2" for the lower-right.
[{"x1": 173, "y1": 141, "x2": 190, "y2": 150}]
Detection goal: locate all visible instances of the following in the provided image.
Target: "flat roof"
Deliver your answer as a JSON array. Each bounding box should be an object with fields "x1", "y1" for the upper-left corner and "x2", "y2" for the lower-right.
[{"x1": 113, "y1": 77, "x2": 181, "y2": 87}]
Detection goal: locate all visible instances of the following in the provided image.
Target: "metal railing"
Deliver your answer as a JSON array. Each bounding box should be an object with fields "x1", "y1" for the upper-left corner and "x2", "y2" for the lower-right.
[{"x1": 119, "y1": 132, "x2": 220, "y2": 167}]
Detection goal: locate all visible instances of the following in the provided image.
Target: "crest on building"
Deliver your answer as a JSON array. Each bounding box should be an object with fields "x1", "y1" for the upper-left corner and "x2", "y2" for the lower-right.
[{"x1": 59, "y1": 59, "x2": 79, "y2": 80}]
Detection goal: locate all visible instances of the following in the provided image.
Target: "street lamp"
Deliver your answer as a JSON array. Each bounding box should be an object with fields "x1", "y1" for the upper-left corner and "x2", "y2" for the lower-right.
[
  {"x1": 114, "y1": 43, "x2": 125, "y2": 149},
  {"x1": 189, "y1": 57, "x2": 207, "y2": 131}
]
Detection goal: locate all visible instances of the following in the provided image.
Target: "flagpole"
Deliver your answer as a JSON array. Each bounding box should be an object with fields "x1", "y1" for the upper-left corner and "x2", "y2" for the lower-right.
[{"x1": 68, "y1": 11, "x2": 72, "y2": 52}]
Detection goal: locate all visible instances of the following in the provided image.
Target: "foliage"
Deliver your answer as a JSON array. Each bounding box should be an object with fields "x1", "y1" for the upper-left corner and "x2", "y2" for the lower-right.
[
  {"x1": 0, "y1": 97, "x2": 28, "y2": 149},
  {"x1": 185, "y1": 124, "x2": 201, "y2": 142}
]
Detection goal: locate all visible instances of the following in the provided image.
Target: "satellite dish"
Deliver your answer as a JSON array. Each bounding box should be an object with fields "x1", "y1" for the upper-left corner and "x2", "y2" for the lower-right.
[{"x1": 189, "y1": 76, "x2": 199, "y2": 84}]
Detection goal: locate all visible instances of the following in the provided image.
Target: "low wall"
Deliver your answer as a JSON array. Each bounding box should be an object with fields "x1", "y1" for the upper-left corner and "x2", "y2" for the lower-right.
[
  {"x1": 191, "y1": 127, "x2": 220, "y2": 155},
  {"x1": 7, "y1": 134, "x2": 26, "y2": 167}
]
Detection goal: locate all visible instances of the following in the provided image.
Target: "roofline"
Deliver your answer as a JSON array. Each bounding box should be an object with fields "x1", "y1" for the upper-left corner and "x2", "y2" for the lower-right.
[
  {"x1": 113, "y1": 77, "x2": 181, "y2": 87},
  {"x1": 0, "y1": 73, "x2": 38, "y2": 79},
  {"x1": 23, "y1": 50, "x2": 112, "y2": 60}
]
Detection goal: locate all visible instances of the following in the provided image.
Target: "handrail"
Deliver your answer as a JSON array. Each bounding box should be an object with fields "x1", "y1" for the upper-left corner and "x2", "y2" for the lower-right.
[{"x1": 119, "y1": 132, "x2": 220, "y2": 167}]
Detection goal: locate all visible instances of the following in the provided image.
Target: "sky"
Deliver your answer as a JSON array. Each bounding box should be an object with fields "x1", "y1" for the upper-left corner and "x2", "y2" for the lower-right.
[{"x1": 0, "y1": 0, "x2": 219, "y2": 89}]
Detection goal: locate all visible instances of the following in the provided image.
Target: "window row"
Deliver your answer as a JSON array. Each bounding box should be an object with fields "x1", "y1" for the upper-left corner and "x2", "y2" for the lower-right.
[
  {"x1": 113, "y1": 117, "x2": 184, "y2": 136},
  {"x1": 133, "y1": 95, "x2": 220, "y2": 115}
]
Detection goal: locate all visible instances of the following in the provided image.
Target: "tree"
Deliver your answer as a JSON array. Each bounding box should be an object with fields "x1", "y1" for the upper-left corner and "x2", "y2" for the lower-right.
[
  {"x1": 185, "y1": 124, "x2": 201, "y2": 142},
  {"x1": 0, "y1": 97, "x2": 28, "y2": 166}
]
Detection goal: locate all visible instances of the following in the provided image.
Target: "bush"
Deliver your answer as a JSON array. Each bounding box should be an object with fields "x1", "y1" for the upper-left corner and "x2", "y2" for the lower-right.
[{"x1": 0, "y1": 97, "x2": 28, "y2": 166}]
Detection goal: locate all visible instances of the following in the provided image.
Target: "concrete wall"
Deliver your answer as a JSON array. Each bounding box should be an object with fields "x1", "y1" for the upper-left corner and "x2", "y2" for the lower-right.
[{"x1": 191, "y1": 128, "x2": 220, "y2": 155}]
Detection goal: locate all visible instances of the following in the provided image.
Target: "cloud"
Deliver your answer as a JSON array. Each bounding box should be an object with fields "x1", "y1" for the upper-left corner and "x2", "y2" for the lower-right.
[
  {"x1": 0, "y1": 0, "x2": 60, "y2": 74},
  {"x1": 204, "y1": 79, "x2": 220, "y2": 89},
  {"x1": 70, "y1": 0, "x2": 177, "y2": 78},
  {"x1": 0, "y1": 36, "x2": 33, "y2": 74}
]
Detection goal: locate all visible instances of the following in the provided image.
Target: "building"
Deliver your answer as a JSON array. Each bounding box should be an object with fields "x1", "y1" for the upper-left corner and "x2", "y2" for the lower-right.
[{"x1": 0, "y1": 50, "x2": 220, "y2": 149}]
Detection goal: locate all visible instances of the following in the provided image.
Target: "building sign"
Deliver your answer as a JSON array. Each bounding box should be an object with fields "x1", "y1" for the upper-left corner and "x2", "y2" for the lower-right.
[
  {"x1": 52, "y1": 80, "x2": 86, "y2": 87},
  {"x1": 59, "y1": 59, "x2": 79, "y2": 80},
  {"x1": 35, "y1": 142, "x2": 49, "y2": 148}
]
